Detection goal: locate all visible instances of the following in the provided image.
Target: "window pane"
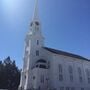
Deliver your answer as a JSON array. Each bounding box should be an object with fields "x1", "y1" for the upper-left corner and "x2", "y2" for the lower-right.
[
  {"x1": 78, "y1": 67, "x2": 82, "y2": 75},
  {"x1": 41, "y1": 75, "x2": 44, "y2": 83},
  {"x1": 33, "y1": 76, "x2": 35, "y2": 80},
  {"x1": 37, "y1": 40, "x2": 39, "y2": 45},
  {"x1": 59, "y1": 64, "x2": 63, "y2": 73},
  {"x1": 86, "y1": 69, "x2": 90, "y2": 77},
  {"x1": 68, "y1": 65, "x2": 73, "y2": 74},
  {"x1": 36, "y1": 50, "x2": 39, "y2": 56},
  {"x1": 70, "y1": 75, "x2": 73, "y2": 82},
  {"x1": 59, "y1": 74, "x2": 63, "y2": 81},
  {"x1": 79, "y1": 76, "x2": 83, "y2": 83},
  {"x1": 88, "y1": 78, "x2": 90, "y2": 83}
]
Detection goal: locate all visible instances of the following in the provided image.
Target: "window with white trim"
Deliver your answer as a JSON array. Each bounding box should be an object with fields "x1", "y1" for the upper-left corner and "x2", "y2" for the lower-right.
[
  {"x1": 68, "y1": 65, "x2": 73, "y2": 82},
  {"x1": 58, "y1": 64, "x2": 63, "y2": 81},
  {"x1": 36, "y1": 50, "x2": 39, "y2": 56}
]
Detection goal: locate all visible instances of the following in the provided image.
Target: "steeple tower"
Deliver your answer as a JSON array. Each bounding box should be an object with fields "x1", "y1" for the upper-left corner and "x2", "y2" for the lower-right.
[
  {"x1": 29, "y1": 0, "x2": 44, "y2": 46},
  {"x1": 19, "y1": 0, "x2": 44, "y2": 90}
]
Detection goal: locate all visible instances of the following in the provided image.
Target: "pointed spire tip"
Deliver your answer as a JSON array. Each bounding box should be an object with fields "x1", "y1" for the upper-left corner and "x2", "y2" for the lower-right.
[{"x1": 33, "y1": 0, "x2": 39, "y2": 21}]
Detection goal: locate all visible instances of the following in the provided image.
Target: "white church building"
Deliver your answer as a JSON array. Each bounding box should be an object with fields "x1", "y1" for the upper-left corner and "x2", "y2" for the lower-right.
[{"x1": 19, "y1": 0, "x2": 90, "y2": 90}]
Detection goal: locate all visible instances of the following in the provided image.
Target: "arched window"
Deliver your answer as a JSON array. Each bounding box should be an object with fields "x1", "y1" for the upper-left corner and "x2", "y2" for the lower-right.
[
  {"x1": 35, "y1": 59, "x2": 48, "y2": 69},
  {"x1": 36, "y1": 59, "x2": 47, "y2": 63}
]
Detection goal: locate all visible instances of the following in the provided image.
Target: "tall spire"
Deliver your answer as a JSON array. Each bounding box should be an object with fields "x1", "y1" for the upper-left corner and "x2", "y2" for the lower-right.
[{"x1": 33, "y1": 0, "x2": 39, "y2": 21}]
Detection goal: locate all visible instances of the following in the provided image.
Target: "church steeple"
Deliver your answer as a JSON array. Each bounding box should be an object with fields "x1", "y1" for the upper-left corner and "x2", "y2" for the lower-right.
[
  {"x1": 30, "y1": 0, "x2": 40, "y2": 30},
  {"x1": 33, "y1": 0, "x2": 39, "y2": 21},
  {"x1": 19, "y1": 0, "x2": 45, "y2": 90}
]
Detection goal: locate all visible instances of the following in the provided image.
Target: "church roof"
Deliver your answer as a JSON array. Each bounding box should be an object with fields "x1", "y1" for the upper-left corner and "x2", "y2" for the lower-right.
[{"x1": 44, "y1": 47, "x2": 89, "y2": 61}]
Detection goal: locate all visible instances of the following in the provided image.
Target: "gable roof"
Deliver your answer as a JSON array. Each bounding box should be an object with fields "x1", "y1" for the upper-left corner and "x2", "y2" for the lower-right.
[{"x1": 44, "y1": 47, "x2": 89, "y2": 61}]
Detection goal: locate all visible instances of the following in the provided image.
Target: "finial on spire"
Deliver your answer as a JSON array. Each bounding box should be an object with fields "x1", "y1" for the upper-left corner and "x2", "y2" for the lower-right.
[{"x1": 33, "y1": 0, "x2": 39, "y2": 21}]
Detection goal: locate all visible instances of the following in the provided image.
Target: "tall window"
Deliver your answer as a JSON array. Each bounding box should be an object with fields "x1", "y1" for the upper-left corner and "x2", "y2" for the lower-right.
[
  {"x1": 88, "y1": 78, "x2": 90, "y2": 83},
  {"x1": 36, "y1": 50, "x2": 39, "y2": 56},
  {"x1": 68, "y1": 65, "x2": 73, "y2": 74},
  {"x1": 33, "y1": 76, "x2": 35, "y2": 80},
  {"x1": 78, "y1": 67, "x2": 82, "y2": 75},
  {"x1": 70, "y1": 75, "x2": 73, "y2": 82},
  {"x1": 37, "y1": 40, "x2": 39, "y2": 45},
  {"x1": 86, "y1": 69, "x2": 90, "y2": 77},
  {"x1": 41, "y1": 75, "x2": 44, "y2": 83},
  {"x1": 58, "y1": 64, "x2": 63, "y2": 81},
  {"x1": 59, "y1": 74, "x2": 63, "y2": 81},
  {"x1": 86, "y1": 69, "x2": 90, "y2": 84},
  {"x1": 78, "y1": 67, "x2": 83, "y2": 83},
  {"x1": 68, "y1": 65, "x2": 73, "y2": 82},
  {"x1": 59, "y1": 64, "x2": 63, "y2": 73},
  {"x1": 25, "y1": 75, "x2": 26, "y2": 79}
]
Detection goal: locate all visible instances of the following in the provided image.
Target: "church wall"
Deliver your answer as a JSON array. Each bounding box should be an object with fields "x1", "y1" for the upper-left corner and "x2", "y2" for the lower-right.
[
  {"x1": 83, "y1": 60, "x2": 90, "y2": 88},
  {"x1": 49, "y1": 53, "x2": 90, "y2": 90}
]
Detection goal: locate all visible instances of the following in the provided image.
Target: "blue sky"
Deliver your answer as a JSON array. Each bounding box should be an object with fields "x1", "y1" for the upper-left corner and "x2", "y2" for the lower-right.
[{"x1": 0, "y1": 0, "x2": 90, "y2": 68}]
